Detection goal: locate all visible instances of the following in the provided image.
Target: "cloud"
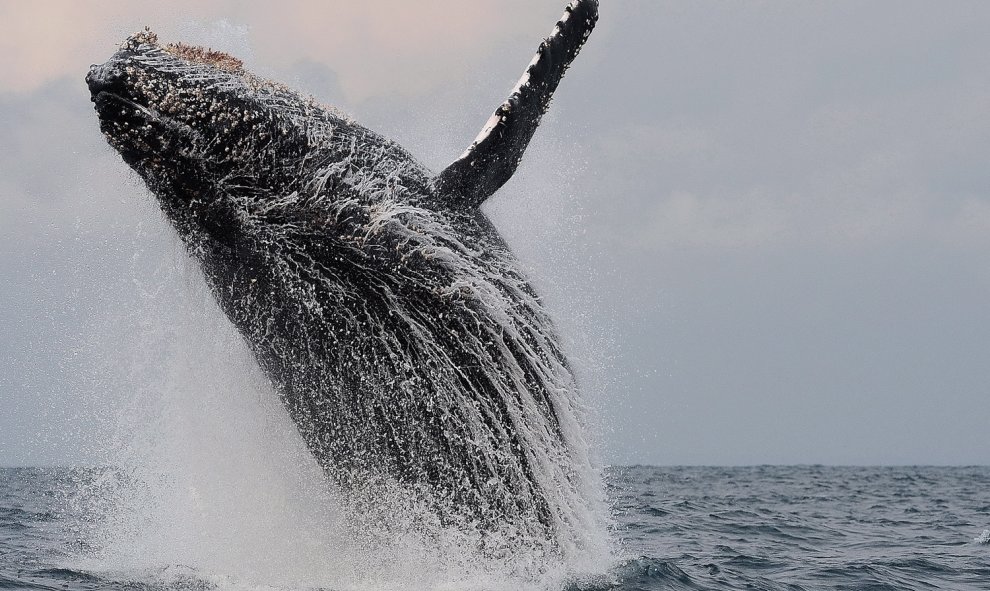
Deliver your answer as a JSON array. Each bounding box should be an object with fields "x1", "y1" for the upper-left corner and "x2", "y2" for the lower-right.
[
  {"x1": 581, "y1": 1, "x2": 990, "y2": 257},
  {"x1": 4, "y1": 1, "x2": 990, "y2": 466},
  {"x1": 0, "y1": 1, "x2": 561, "y2": 100},
  {"x1": 637, "y1": 189, "x2": 791, "y2": 250},
  {"x1": 0, "y1": 77, "x2": 138, "y2": 243}
]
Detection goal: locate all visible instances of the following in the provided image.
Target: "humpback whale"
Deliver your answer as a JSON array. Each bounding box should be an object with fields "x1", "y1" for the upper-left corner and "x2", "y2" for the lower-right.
[{"x1": 87, "y1": 1, "x2": 600, "y2": 551}]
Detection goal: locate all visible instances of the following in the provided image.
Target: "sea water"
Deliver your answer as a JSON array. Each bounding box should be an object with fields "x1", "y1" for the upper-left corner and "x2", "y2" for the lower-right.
[{"x1": 2, "y1": 465, "x2": 988, "y2": 590}]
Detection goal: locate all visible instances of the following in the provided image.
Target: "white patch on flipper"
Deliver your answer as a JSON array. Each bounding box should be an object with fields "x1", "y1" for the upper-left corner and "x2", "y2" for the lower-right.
[{"x1": 460, "y1": 111, "x2": 504, "y2": 159}]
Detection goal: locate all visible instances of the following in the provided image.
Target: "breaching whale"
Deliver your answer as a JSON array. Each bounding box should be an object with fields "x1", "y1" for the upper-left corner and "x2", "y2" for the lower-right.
[{"x1": 87, "y1": 1, "x2": 600, "y2": 550}]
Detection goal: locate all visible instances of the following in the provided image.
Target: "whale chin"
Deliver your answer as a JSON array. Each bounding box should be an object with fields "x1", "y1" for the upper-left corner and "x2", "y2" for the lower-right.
[{"x1": 89, "y1": 78, "x2": 172, "y2": 168}]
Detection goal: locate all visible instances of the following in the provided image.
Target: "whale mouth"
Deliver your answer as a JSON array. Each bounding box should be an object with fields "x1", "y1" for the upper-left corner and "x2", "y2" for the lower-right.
[{"x1": 87, "y1": 60, "x2": 154, "y2": 124}]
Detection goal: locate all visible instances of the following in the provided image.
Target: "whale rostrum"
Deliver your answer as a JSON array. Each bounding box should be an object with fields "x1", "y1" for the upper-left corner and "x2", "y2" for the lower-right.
[{"x1": 87, "y1": 1, "x2": 601, "y2": 552}]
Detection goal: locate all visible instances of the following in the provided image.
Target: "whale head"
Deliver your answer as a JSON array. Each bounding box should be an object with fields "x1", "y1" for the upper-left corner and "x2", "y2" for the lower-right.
[{"x1": 86, "y1": 29, "x2": 427, "y2": 253}]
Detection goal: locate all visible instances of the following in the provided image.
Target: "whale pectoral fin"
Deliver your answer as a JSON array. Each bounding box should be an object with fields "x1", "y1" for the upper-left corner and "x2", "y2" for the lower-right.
[{"x1": 433, "y1": 0, "x2": 598, "y2": 209}]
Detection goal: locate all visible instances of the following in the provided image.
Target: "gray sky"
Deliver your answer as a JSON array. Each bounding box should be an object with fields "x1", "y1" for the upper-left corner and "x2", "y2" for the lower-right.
[{"x1": 1, "y1": 1, "x2": 988, "y2": 467}]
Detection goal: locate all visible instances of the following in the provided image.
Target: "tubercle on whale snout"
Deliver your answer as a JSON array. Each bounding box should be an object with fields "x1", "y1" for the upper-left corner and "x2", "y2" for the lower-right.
[{"x1": 118, "y1": 27, "x2": 243, "y2": 71}]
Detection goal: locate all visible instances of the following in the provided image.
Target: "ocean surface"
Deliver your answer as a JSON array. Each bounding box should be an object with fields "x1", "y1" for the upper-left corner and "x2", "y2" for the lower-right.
[{"x1": 1, "y1": 465, "x2": 988, "y2": 591}]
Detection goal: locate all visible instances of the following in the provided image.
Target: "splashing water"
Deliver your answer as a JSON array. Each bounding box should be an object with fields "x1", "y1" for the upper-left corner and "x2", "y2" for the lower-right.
[
  {"x1": 71, "y1": 17, "x2": 615, "y2": 589},
  {"x1": 66, "y1": 218, "x2": 612, "y2": 590}
]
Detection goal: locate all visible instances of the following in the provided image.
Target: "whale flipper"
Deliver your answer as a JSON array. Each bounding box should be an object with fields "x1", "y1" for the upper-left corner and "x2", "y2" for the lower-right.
[{"x1": 434, "y1": 0, "x2": 598, "y2": 209}]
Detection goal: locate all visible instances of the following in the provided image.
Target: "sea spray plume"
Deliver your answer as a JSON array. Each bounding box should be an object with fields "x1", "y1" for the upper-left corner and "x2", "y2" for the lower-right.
[{"x1": 86, "y1": 1, "x2": 602, "y2": 557}]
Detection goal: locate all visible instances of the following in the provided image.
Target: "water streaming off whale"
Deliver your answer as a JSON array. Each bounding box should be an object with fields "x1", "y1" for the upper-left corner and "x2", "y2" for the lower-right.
[{"x1": 79, "y1": 0, "x2": 614, "y2": 587}]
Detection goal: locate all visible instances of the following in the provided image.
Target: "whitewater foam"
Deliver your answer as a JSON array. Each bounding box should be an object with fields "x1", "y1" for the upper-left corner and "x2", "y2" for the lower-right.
[{"x1": 68, "y1": 235, "x2": 607, "y2": 590}]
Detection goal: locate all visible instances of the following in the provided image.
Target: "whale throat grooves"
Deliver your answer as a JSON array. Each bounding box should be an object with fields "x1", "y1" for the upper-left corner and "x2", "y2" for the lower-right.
[{"x1": 87, "y1": 0, "x2": 603, "y2": 557}]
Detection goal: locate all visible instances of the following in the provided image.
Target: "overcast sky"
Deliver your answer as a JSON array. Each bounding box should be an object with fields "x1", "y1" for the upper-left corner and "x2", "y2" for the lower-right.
[{"x1": 2, "y1": 1, "x2": 988, "y2": 467}]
